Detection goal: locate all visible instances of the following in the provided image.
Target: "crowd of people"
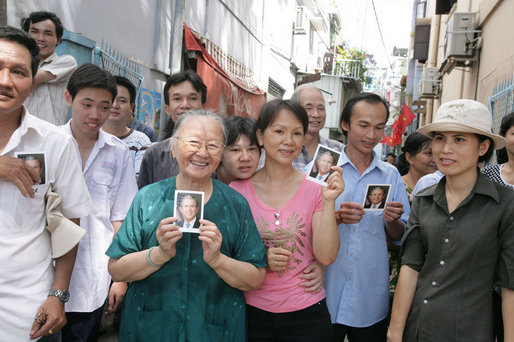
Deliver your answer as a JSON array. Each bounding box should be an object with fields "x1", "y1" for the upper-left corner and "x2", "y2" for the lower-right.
[{"x1": 0, "y1": 10, "x2": 513, "y2": 342}]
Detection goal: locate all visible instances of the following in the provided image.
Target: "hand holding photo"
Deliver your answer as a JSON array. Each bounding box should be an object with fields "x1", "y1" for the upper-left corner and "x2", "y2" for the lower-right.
[
  {"x1": 15, "y1": 152, "x2": 46, "y2": 185},
  {"x1": 306, "y1": 144, "x2": 341, "y2": 186},
  {"x1": 174, "y1": 190, "x2": 204, "y2": 233},
  {"x1": 363, "y1": 184, "x2": 392, "y2": 211}
]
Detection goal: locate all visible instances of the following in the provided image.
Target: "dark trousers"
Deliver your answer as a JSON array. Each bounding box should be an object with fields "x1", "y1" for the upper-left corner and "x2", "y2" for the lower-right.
[
  {"x1": 61, "y1": 305, "x2": 104, "y2": 342},
  {"x1": 247, "y1": 299, "x2": 333, "y2": 342},
  {"x1": 332, "y1": 318, "x2": 387, "y2": 342}
]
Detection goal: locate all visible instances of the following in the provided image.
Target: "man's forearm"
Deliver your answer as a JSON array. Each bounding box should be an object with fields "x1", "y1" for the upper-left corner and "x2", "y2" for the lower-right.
[
  {"x1": 34, "y1": 70, "x2": 57, "y2": 85},
  {"x1": 386, "y1": 219, "x2": 405, "y2": 241},
  {"x1": 53, "y1": 245, "x2": 77, "y2": 290}
]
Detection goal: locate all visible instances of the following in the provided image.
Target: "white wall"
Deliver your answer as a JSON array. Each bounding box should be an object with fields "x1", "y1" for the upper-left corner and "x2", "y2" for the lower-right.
[{"x1": 8, "y1": 0, "x2": 176, "y2": 90}]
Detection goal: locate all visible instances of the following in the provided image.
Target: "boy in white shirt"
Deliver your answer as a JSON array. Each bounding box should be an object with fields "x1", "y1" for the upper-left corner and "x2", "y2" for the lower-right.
[{"x1": 60, "y1": 64, "x2": 138, "y2": 341}]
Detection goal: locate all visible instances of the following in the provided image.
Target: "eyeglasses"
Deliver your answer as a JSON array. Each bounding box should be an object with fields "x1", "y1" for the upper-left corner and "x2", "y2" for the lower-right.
[{"x1": 178, "y1": 137, "x2": 225, "y2": 154}]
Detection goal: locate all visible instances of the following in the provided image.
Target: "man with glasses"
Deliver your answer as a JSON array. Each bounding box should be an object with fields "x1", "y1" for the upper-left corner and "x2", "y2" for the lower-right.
[{"x1": 290, "y1": 84, "x2": 344, "y2": 170}]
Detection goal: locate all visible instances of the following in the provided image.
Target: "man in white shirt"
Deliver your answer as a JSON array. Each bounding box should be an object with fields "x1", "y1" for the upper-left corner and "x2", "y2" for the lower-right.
[
  {"x1": 60, "y1": 64, "x2": 138, "y2": 341},
  {"x1": 102, "y1": 75, "x2": 150, "y2": 178},
  {"x1": 0, "y1": 26, "x2": 92, "y2": 342},
  {"x1": 22, "y1": 11, "x2": 77, "y2": 125}
]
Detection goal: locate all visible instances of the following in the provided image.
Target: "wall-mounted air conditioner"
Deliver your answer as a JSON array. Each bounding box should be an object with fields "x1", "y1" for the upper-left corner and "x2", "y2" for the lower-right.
[
  {"x1": 294, "y1": 6, "x2": 307, "y2": 35},
  {"x1": 444, "y1": 12, "x2": 478, "y2": 60},
  {"x1": 419, "y1": 67, "x2": 438, "y2": 98}
]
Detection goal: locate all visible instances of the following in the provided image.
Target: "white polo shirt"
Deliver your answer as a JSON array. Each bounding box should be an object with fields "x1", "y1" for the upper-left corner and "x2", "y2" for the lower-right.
[
  {"x1": 24, "y1": 53, "x2": 77, "y2": 125},
  {"x1": 63, "y1": 122, "x2": 138, "y2": 312},
  {"x1": 0, "y1": 109, "x2": 92, "y2": 341}
]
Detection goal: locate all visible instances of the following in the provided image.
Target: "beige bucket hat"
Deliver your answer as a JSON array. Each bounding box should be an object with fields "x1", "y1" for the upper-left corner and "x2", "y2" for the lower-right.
[
  {"x1": 45, "y1": 187, "x2": 86, "y2": 258},
  {"x1": 417, "y1": 99, "x2": 506, "y2": 149}
]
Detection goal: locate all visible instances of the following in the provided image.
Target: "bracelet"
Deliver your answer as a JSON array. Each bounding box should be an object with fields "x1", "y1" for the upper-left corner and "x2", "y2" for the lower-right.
[{"x1": 146, "y1": 246, "x2": 165, "y2": 268}]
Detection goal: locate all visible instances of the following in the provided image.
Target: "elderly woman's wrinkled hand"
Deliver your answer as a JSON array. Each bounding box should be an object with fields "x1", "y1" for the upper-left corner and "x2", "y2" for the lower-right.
[
  {"x1": 198, "y1": 219, "x2": 223, "y2": 268},
  {"x1": 156, "y1": 217, "x2": 183, "y2": 260},
  {"x1": 322, "y1": 166, "x2": 344, "y2": 201}
]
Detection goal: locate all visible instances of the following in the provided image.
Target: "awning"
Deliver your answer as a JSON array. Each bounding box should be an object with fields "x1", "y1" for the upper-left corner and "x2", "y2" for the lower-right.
[{"x1": 184, "y1": 23, "x2": 265, "y2": 119}]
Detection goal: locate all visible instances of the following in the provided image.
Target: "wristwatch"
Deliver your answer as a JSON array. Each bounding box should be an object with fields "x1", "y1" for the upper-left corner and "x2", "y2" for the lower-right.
[{"x1": 48, "y1": 289, "x2": 70, "y2": 303}]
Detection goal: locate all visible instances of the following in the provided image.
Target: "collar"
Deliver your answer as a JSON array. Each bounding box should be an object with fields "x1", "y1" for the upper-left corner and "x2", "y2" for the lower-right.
[
  {"x1": 64, "y1": 121, "x2": 118, "y2": 149},
  {"x1": 318, "y1": 135, "x2": 330, "y2": 145},
  {"x1": 185, "y1": 217, "x2": 197, "y2": 225},
  {"x1": 40, "y1": 52, "x2": 58, "y2": 66},
  {"x1": 18, "y1": 106, "x2": 45, "y2": 137},
  {"x1": 420, "y1": 170, "x2": 501, "y2": 204},
  {"x1": 2, "y1": 107, "x2": 44, "y2": 155},
  {"x1": 339, "y1": 148, "x2": 390, "y2": 174}
]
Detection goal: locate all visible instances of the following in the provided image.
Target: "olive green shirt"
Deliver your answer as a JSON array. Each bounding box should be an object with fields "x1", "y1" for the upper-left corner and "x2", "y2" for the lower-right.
[
  {"x1": 401, "y1": 172, "x2": 514, "y2": 342},
  {"x1": 106, "y1": 178, "x2": 267, "y2": 342}
]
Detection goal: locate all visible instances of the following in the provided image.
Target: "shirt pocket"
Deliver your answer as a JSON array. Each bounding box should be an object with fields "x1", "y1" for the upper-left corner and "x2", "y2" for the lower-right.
[
  {"x1": 89, "y1": 171, "x2": 115, "y2": 216},
  {"x1": 9, "y1": 183, "x2": 49, "y2": 235}
]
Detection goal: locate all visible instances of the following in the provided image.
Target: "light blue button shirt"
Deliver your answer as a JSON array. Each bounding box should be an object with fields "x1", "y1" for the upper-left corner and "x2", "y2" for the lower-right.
[{"x1": 323, "y1": 150, "x2": 410, "y2": 327}]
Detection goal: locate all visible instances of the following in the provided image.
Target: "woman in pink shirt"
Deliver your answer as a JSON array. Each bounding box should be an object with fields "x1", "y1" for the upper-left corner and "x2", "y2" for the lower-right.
[{"x1": 231, "y1": 99, "x2": 344, "y2": 341}]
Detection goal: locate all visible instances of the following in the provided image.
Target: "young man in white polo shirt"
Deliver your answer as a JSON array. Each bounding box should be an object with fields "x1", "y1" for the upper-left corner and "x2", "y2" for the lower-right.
[
  {"x1": 60, "y1": 64, "x2": 138, "y2": 341},
  {"x1": 22, "y1": 11, "x2": 77, "y2": 125},
  {"x1": 0, "y1": 26, "x2": 92, "y2": 342}
]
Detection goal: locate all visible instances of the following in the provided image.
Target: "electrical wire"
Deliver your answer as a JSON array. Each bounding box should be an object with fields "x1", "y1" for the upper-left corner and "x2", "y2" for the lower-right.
[{"x1": 370, "y1": 0, "x2": 395, "y2": 74}]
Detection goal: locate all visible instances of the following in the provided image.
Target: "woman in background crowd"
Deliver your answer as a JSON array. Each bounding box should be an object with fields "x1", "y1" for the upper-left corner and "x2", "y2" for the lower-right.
[
  {"x1": 482, "y1": 112, "x2": 514, "y2": 342},
  {"x1": 483, "y1": 112, "x2": 514, "y2": 188},
  {"x1": 231, "y1": 100, "x2": 345, "y2": 341},
  {"x1": 215, "y1": 116, "x2": 261, "y2": 185},
  {"x1": 396, "y1": 132, "x2": 437, "y2": 202},
  {"x1": 388, "y1": 132, "x2": 436, "y2": 306}
]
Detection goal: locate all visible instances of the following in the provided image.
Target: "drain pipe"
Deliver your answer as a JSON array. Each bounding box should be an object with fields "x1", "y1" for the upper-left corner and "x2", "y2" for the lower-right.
[{"x1": 425, "y1": 13, "x2": 441, "y2": 125}]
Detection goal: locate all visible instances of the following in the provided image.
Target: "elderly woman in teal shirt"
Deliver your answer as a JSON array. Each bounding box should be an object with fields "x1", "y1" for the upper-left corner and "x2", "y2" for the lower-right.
[{"x1": 107, "y1": 110, "x2": 267, "y2": 342}]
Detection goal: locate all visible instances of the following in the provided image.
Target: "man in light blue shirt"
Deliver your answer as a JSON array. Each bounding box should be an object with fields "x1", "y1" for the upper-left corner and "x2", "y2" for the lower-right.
[{"x1": 325, "y1": 93, "x2": 410, "y2": 341}]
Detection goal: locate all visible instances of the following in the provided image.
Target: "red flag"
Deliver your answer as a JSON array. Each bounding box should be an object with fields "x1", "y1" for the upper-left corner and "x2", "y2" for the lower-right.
[
  {"x1": 380, "y1": 134, "x2": 388, "y2": 144},
  {"x1": 384, "y1": 130, "x2": 402, "y2": 147},
  {"x1": 392, "y1": 104, "x2": 416, "y2": 136}
]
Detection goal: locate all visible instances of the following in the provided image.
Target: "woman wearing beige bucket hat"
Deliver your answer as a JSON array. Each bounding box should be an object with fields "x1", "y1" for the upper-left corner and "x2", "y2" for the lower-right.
[{"x1": 388, "y1": 99, "x2": 514, "y2": 342}]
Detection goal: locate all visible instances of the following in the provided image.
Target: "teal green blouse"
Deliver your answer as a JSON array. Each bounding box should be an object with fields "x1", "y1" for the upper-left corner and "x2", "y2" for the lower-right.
[{"x1": 106, "y1": 178, "x2": 267, "y2": 342}]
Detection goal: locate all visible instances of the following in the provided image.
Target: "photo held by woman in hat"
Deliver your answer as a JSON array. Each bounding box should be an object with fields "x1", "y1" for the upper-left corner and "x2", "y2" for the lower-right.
[{"x1": 387, "y1": 99, "x2": 514, "y2": 342}]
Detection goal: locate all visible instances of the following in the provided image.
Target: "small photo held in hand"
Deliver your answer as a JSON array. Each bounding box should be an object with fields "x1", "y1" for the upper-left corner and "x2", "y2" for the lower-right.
[
  {"x1": 15, "y1": 152, "x2": 46, "y2": 185},
  {"x1": 363, "y1": 184, "x2": 392, "y2": 211},
  {"x1": 307, "y1": 144, "x2": 341, "y2": 186},
  {"x1": 174, "y1": 190, "x2": 204, "y2": 233}
]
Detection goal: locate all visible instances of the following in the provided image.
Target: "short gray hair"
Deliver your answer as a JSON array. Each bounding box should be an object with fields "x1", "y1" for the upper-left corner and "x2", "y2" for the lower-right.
[
  {"x1": 170, "y1": 109, "x2": 228, "y2": 150},
  {"x1": 290, "y1": 84, "x2": 324, "y2": 102}
]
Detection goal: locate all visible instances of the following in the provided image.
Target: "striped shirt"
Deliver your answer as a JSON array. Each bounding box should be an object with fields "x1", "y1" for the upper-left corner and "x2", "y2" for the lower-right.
[{"x1": 24, "y1": 53, "x2": 77, "y2": 125}]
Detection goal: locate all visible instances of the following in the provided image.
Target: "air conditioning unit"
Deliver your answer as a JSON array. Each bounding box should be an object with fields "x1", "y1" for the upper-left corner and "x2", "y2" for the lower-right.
[
  {"x1": 444, "y1": 12, "x2": 477, "y2": 60},
  {"x1": 419, "y1": 67, "x2": 438, "y2": 98},
  {"x1": 294, "y1": 6, "x2": 307, "y2": 35}
]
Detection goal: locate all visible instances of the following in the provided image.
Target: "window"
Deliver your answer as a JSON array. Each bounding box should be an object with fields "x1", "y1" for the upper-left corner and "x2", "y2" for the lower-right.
[
  {"x1": 436, "y1": 0, "x2": 457, "y2": 15},
  {"x1": 267, "y1": 78, "x2": 285, "y2": 101}
]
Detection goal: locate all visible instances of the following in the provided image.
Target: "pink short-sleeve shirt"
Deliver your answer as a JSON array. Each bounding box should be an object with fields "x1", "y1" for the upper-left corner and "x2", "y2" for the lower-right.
[{"x1": 230, "y1": 176, "x2": 325, "y2": 313}]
